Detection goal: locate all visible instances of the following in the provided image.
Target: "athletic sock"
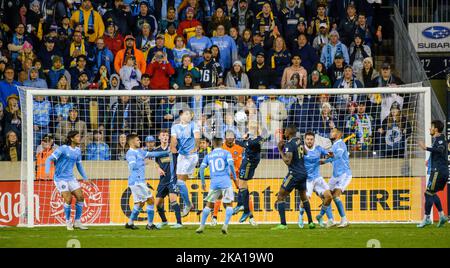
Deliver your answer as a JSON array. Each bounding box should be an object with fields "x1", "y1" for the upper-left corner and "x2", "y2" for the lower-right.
[
  {"x1": 74, "y1": 201, "x2": 83, "y2": 221},
  {"x1": 333, "y1": 197, "x2": 346, "y2": 218},
  {"x1": 171, "y1": 201, "x2": 182, "y2": 224},
  {"x1": 277, "y1": 201, "x2": 286, "y2": 225},
  {"x1": 177, "y1": 180, "x2": 191, "y2": 207},
  {"x1": 201, "y1": 207, "x2": 211, "y2": 226},
  {"x1": 147, "y1": 205, "x2": 155, "y2": 225},
  {"x1": 225, "y1": 206, "x2": 233, "y2": 225},
  {"x1": 433, "y1": 195, "x2": 443, "y2": 212},
  {"x1": 241, "y1": 188, "x2": 250, "y2": 213},
  {"x1": 319, "y1": 205, "x2": 328, "y2": 218},
  {"x1": 214, "y1": 200, "x2": 221, "y2": 217},
  {"x1": 64, "y1": 203, "x2": 71, "y2": 222},
  {"x1": 157, "y1": 205, "x2": 167, "y2": 222},
  {"x1": 325, "y1": 205, "x2": 334, "y2": 221},
  {"x1": 236, "y1": 190, "x2": 243, "y2": 207},
  {"x1": 438, "y1": 211, "x2": 445, "y2": 218},
  {"x1": 425, "y1": 193, "x2": 434, "y2": 216},
  {"x1": 302, "y1": 200, "x2": 313, "y2": 224},
  {"x1": 129, "y1": 204, "x2": 141, "y2": 225},
  {"x1": 299, "y1": 207, "x2": 305, "y2": 216}
]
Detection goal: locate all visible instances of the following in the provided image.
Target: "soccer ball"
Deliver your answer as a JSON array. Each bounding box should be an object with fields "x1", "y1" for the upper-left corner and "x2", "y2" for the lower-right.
[{"x1": 234, "y1": 111, "x2": 248, "y2": 124}]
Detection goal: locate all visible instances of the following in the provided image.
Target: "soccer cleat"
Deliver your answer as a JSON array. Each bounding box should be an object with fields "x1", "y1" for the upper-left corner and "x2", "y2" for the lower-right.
[
  {"x1": 211, "y1": 216, "x2": 218, "y2": 226},
  {"x1": 156, "y1": 222, "x2": 168, "y2": 229},
  {"x1": 249, "y1": 217, "x2": 258, "y2": 226},
  {"x1": 326, "y1": 220, "x2": 336, "y2": 228},
  {"x1": 437, "y1": 216, "x2": 448, "y2": 228},
  {"x1": 221, "y1": 225, "x2": 228, "y2": 235},
  {"x1": 196, "y1": 225, "x2": 205, "y2": 234},
  {"x1": 181, "y1": 205, "x2": 193, "y2": 217},
  {"x1": 73, "y1": 221, "x2": 88, "y2": 230},
  {"x1": 66, "y1": 221, "x2": 74, "y2": 231},
  {"x1": 337, "y1": 220, "x2": 349, "y2": 228},
  {"x1": 316, "y1": 215, "x2": 325, "y2": 228},
  {"x1": 271, "y1": 224, "x2": 288, "y2": 230},
  {"x1": 417, "y1": 218, "x2": 432, "y2": 228},
  {"x1": 308, "y1": 222, "x2": 316, "y2": 229},
  {"x1": 170, "y1": 223, "x2": 184, "y2": 229},
  {"x1": 232, "y1": 205, "x2": 244, "y2": 215},
  {"x1": 239, "y1": 212, "x2": 251, "y2": 223},
  {"x1": 125, "y1": 223, "x2": 139, "y2": 230},
  {"x1": 146, "y1": 224, "x2": 159, "y2": 230}
]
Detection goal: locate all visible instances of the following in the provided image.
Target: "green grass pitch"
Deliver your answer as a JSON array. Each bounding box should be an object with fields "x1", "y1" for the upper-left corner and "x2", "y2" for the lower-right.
[{"x1": 1, "y1": 224, "x2": 450, "y2": 248}]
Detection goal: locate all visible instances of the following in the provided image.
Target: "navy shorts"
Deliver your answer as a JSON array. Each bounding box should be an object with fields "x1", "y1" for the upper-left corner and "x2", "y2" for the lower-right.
[
  {"x1": 239, "y1": 160, "x2": 259, "y2": 181},
  {"x1": 427, "y1": 170, "x2": 448, "y2": 194},
  {"x1": 281, "y1": 173, "x2": 307, "y2": 192}
]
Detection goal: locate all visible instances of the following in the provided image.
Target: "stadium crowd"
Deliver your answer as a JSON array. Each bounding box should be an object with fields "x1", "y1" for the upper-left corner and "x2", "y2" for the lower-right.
[{"x1": 0, "y1": 0, "x2": 413, "y2": 165}]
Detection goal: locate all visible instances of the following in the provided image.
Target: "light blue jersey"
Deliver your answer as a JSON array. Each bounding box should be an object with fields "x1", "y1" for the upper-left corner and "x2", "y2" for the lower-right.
[
  {"x1": 210, "y1": 35, "x2": 237, "y2": 70},
  {"x1": 200, "y1": 148, "x2": 236, "y2": 190},
  {"x1": 326, "y1": 139, "x2": 352, "y2": 178},
  {"x1": 172, "y1": 47, "x2": 196, "y2": 68},
  {"x1": 45, "y1": 145, "x2": 88, "y2": 181},
  {"x1": 304, "y1": 145, "x2": 329, "y2": 181},
  {"x1": 171, "y1": 121, "x2": 200, "y2": 156},
  {"x1": 126, "y1": 148, "x2": 169, "y2": 186},
  {"x1": 187, "y1": 36, "x2": 212, "y2": 65}
]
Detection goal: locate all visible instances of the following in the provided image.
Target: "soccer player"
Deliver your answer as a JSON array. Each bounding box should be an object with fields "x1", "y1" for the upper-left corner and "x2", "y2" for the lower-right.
[
  {"x1": 170, "y1": 109, "x2": 201, "y2": 217},
  {"x1": 197, "y1": 48, "x2": 224, "y2": 88},
  {"x1": 323, "y1": 128, "x2": 352, "y2": 228},
  {"x1": 153, "y1": 129, "x2": 184, "y2": 229},
  {"x1": 302, "y1": 132, "x2": 335, "y2": 228},
  {"x1": 417, "y1": 120, "x2": 449, "y2": 228},
  {"x1": 125, "y1": 134, "x2": 170, "y2": 230},
  {"x1": 45, "y1": 130, "x2": 89, "y2": 231},
  {"x1": 234, "y1": 121, "x2": 267, "y2": 224},
  {"x1": 272, "y1": 125, "x2": 315, "y2": 230},
  {"x1": 196, "y1": 137, "x2": 237, "y2": 234}
]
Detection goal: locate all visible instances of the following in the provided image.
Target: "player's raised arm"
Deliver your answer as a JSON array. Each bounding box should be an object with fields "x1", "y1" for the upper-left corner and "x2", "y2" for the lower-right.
[
  {"x1": 199, "y1": 155, "x2": 209, "y2": 191},
  {"x1": 144, "y1": 150, "x2": 170, "y2": 159},
  {"x1": 278, "y1": 140, "x2": 293, "y2": 166}
]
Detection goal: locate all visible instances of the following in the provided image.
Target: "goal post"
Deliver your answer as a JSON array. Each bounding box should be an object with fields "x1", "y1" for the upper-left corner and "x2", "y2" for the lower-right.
[{"x1": 18, "y1": 87, "x2": 431, "y2": 227}]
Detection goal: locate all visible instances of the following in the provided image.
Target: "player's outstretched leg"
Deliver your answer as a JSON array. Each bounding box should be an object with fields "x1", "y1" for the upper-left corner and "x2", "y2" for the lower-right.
[
  {"x1": 145, "y1": 197, "x2": 159, "y2": 230},
  {"x1": 316, "y1": 190, "x2": 333, "y2": 228},
  {"x1": 299, "y1": 191, "x2": 315, "y2": 229},
  {"x1": 62, "y1": 197, "x2": 73, "y2": 230},
  {"x1": 433, "y1": 194, "x2": 447, "y2": 227},
  {"x1": 332, "y1": 189, "x2": 349, "y2": 228},
  {"x1": 271, "y1": 188, "x2": 289, "y2": 230},
  {"x1": 72, "y1": 189, "x2": 88, "y2": 230},
  {"x1": 196, "y1": 206, "x2": 212, "y2": 233},
  {"x1": 155, "y1": 198, "x2": 168, "y2": 229},
  {"x1": 126, "y1": 203, "x2": 142, "y2": 230},
  {"x1": 418, "y1": 192, "x2": 434, "y2": 228},
  {"x1": 170, "y1": 194, "x2": 184, "y2": 229},
  {"x1": 222, "y1": 205, "x2": 234, "y2": 235},
  {"x1": 212, "y1": 200, "x2": 221, "y2": 226},
  {"x1": 178, "y1": 179, "x2": 193, "y2": 217},
  {"x1": 298, "y1": 202, "x2": 304, "y2": 228}
]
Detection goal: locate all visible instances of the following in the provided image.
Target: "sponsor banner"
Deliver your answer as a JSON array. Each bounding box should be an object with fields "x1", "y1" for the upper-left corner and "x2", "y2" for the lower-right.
[
  {"x1": 0, "y1": 180, "x2": 110, "y2": 226},
  {"x1": 408, "y1": 23, "x2": 450, "y2": 52},
  {"x1": 109, "y1": 177, "x2": 424, "y2": 223}
]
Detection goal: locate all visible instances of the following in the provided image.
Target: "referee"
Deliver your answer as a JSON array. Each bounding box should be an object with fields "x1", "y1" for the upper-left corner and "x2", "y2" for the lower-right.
[{"x1": 418, "y1": 120, "x2": 449, "y2": 228}]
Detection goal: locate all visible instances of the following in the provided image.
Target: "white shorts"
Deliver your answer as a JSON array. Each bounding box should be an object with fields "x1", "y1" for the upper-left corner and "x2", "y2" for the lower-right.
[
  {"x1": 306, "y1": 177, "x2": 330, "y2": 198},
  {"x1": 204, "y1": 187, "x2": 234, "y2": 204},
  {"x1": 329, "y1": 173, "x2": 352, "y2": 192},
  {"x1": 54, "y1": 179, "x2": 81, "y2": 193},
  {"x1": 177, "y1": 154, "x2": 199, "y2": 175},
  {"x1": 129, "y1": 183, "x2": 153, "y2": 203}
]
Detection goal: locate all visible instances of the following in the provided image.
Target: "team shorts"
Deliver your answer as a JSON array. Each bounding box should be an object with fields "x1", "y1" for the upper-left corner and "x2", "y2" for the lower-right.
[
  {"x1": 239, "y1": 161, "x2": 258, "y2": 181},
  {"x1": 329, "y1": 173, "x2": 352, "y2": 192},
  {"x1": 54, "y1": 179, "x2": 81, "y2": 193},
  {"x1": 156, "y1": 182, "x2": 179, "y2": 198},
  {"x1": 129, "y1": 182, "x2": 153, "y2": 203},
  {"x1": 281, "y1": 173, "x2": 307, "y2": 192},
  {"x1": 427, "y1": 170, "x2": 449, "y2": 194},
  {"x1": 204, "y1": 187, "x2": 234, "y2": 204},
  {"x1": 176, "y1": 154, "x2": 199, "y2": 175},
  {"x1": 306, "y1": 177, "x2": 330, "y2": 198}
]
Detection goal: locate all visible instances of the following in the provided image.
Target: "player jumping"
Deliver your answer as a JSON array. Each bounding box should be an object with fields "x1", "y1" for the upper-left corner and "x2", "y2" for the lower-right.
[
  {"x1": 170, "y1": 109, "x2": 201, "y2": 218},
  {"x1": 323, "y1": 128, "x2": 352, "y2": 228},
  {"x1": 196, "y1": 137, "x2": 237, "y2": 234},
  {"x1": 272, "y1": 125, "x2": 315, "y2": 230},
  {"x1": 125, "y1": 134, "x2": 169, "y2": 230},
  {"x1": 417, "y1": 120, "x2": 448, "y2": 228},
  {"x1": 152, "y1": 129, "x2": 184, "y2": 229},
  {"x1": 45, "y1": 130, "x2": 89, "y2": 231}
]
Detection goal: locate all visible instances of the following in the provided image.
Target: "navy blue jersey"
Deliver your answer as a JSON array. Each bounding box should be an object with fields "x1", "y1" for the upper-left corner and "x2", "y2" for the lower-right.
[
  {"x1": 427, "y1": 134, "x2": 449, "y2": 175},
  {"x1": 236, "y1": 136, "x2": 266, "y2": 164},
  {"x1": 154, "y1": 145, "x2": 172, "y2": 185},
  {"x1": 284, "y1": 137, "x2": 307, "y2": 179}
]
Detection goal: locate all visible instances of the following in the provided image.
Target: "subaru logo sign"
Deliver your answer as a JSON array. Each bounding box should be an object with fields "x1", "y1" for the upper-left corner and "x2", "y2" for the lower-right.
[{"x1": 422, "y1": 26, "x2": 450, "y2": 39}]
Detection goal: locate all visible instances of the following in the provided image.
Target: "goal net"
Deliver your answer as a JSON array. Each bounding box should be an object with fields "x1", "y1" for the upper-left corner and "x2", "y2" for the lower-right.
[{"x1": 18, "y1": 87, "x2": 431, "y2": 226}]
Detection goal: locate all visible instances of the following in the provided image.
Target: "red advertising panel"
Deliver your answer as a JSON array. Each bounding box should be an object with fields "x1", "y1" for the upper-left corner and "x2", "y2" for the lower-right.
[{"x1": 0, "y1": 181, "x2": 22, "y2": 226}]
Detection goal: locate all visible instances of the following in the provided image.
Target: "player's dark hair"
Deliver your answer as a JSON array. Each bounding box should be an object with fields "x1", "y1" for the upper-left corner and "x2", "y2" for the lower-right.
[
  {"x1": 432, "y1": 120, "x2": 444, "y2": 133},
  {"x1": 212, "y1": 137, "x2": 223, "y2": 147},
  {"x1": 65, "y1": 130, "x2": 79, "y2": 145},
  {"x1": 285, "y1": 125, "x2": 298, "y2": 134},
  {"x1": 159, "y1": 129, "x2": 169, "y2": 135},
  {"x1": 304, "y1": 131, "x2": 315, "y2": 138},
  {"x1": 126, "y1": 133, "x2": 139, "y2": 144}
]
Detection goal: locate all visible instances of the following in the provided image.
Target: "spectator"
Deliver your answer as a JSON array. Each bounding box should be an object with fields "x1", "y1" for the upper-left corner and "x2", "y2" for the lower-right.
[
  {"x1": 197, "y1": 48, "x2": 223, "y2": 88},
  {"x1": 8, "y1": 23, "x2": 32, "y2": 63},
  {"x1": 236, "y1": 0, "x2": 254, "y2": 35},
  {"x1": 114, "y1": 35, "x2": 147, "y2": 74},
  {"x1": 24, "y1": 67, "x2": 48, "y2": 89},
  {"x1": 4, "y1": 95, "x2": 22, "y2": 139},
  {"x1": 187, "y1": 25, "x2": 212, "y2": 66},
  {"x1": 320, "y1": 30, "x2": 349, "y2": 69},
  {"x1": 119, "y1": 55, "x2": 142, "y2": 90},
  {"x1": 345, "y1": 101, "x2": 373, "y2": 151},
  {"x1": 281, "y1": 54, "x2": 308, "y2": 89},
  {"x1": 148, "y1": 34, "x2": 175, "y2": 66},
  {"x1": 146, "y1": 50, "x2": 175, "y2": 89},
  {"x1": 76, "y1": 71, "x2": 91, "y2": 90},
  {"x1": 37, "y1": 36, "x2": 63, "y2": 73},
  {"x1": 327, "y1": 52, "x2": 345, "y2": 86},
  {"x1": 211, "y1": 24, "x2": 238, "y2": 72},
  {"x1": 135, "y1": 1, "x2": 158, "y2": 37},
  {"x1": 112, "y1": 133, "x2": 129, "y2": 161},
  {"x1": 312, "y1": 23, "x2": 329, "y2": 54},
  {"x1": 225, "y1": 60, "x2": 250, "y2": 88},
  {"x1": 253, "y1": 2, "x2": 280, "y2": 38},
  {"x1": 375, "y1": 62, "x2": 404, "y2": 87},
  {"x1": 164, "y1": 24, "x2": 178, "y2": 50},
  {"x1": 0, "y1": 103, "x2": 4, "y2": 151},
  {"x1": 3, "y1": 130, "x2": 21, "y2": 161},
  {"x1": 279, "y1": 0, "x2": 306, "y2": 49},
  {"x1": 136, "y1": 95, "x2": 155, "y2": 138},
  {"x1": 92, "y1": 37, "x2": 114, "y2": 75},
  {"x1": 171, "y1": 55, "x2": 200, "y2": 89},
  {"x1": 136, "y1": 22, "x2": 156, "y2": 61},
  {"x1": 16, "y1": 41, "x2": 36, "y2": 72},
  {"x1": 54, "y1": 96, "x2": 74, "y2": 126},
  {"x1": 67, "y1": 30, "x2": 92, "y2": 68},
  {"x1": 311, "y1": 102, "x2": 338, "y2": 139},
  {"x1": 308, "y1": 70, "x2": 327, "y2": 88},
  {"x1": 48, "y1": 56, "x2": 71, "y2": 89},
  {"x1": 208, "y1": 7, "x2": 232, "y2": 36},
  {"x1": 86, "y1": 130, "x2": 111, "y2": 161},
  {"x1": 55, "y1": 106, "x2": 88, "y2": 147},
  {"x1": 355, "y1": 12, "x2": 380, "y2": 48},
  {"x1": 156, "y1": 96, "x2": 176, "y2": 130},
  {"x1": 172, "y1": 35, "x2": 196, "y2": 69},
  {"x1": 308, "y1": 3, "x2": 331, "y2": 38},
  {"x1": 333, "y1": 65, "x2": 364, "y2": 114},
  {"x1": 222, "y1": 114, "x2": 242, "y2": 139},
  {"x1": 286, "y1": 95, "x2": 317, "y2": 134},
  {"x1": 179, "y1": 0, "x2": 205, "y2": 25},
  {"x1": 35, "y1": 134, "x2": 57, "y2": 180},
  {"x1": 0, "y1": 58, "x2": 7, "y2": 80},
  {"x1": 356, "y1": 57, "x2": 379, "y2": 88},
  {"x1": 177, "y1": 7, "x2": 202, "y2": 41},
  {"x1": 109, "y1": 96, "x2": 137, "y2": 143},
  {"x1": 0, "y1": 66, "x2": 21, "y2": 107},
  {"x1": 313, "y1": 62, "x2": 331, "y2": 87},
  {"x1": 349, "y1": 34, "x2": 372, "y2": 76},
  {"x1": 70, "y1": 0, "x2": 105, "y2": 44},
  {"x1": 223, "y1": 0, "x2": 239, "y2": 28},
  {"x1": 105, "y1": 0, "x2": 134, "y2": 36},
  {"x1": 93, "y1": 65, "x2": 110, "y2": 90},
  {"x1": 56, "y1": 74, "x2": 71, "y2": 90},
  {"x1": 292, "y1": 33, "x2": 318, "y2": 73},
  {"x1": 266, "y1": 36, "x2": 291, "y2": 88},
  {"x1": 103, "y1": 19, "x2": 124, "y2": 57},
  {"x1": 143, "y1": 135, "x2": 156, "y2": 151},
  {"x1": 247, "y1": 51, "x2": 275, "y2": 89},
  {"x1": 69, "y1": 55, "x2": 91, "y2": 88},
  {"x1": 259, "y1": 95, "x2": 287, "y2": 144},
  {"x1": 338, "y1": 3, "x2": 358, "y2": 47},
  {"x1": 159, "y1": 6, "x2": 179, "y2": 33}
]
